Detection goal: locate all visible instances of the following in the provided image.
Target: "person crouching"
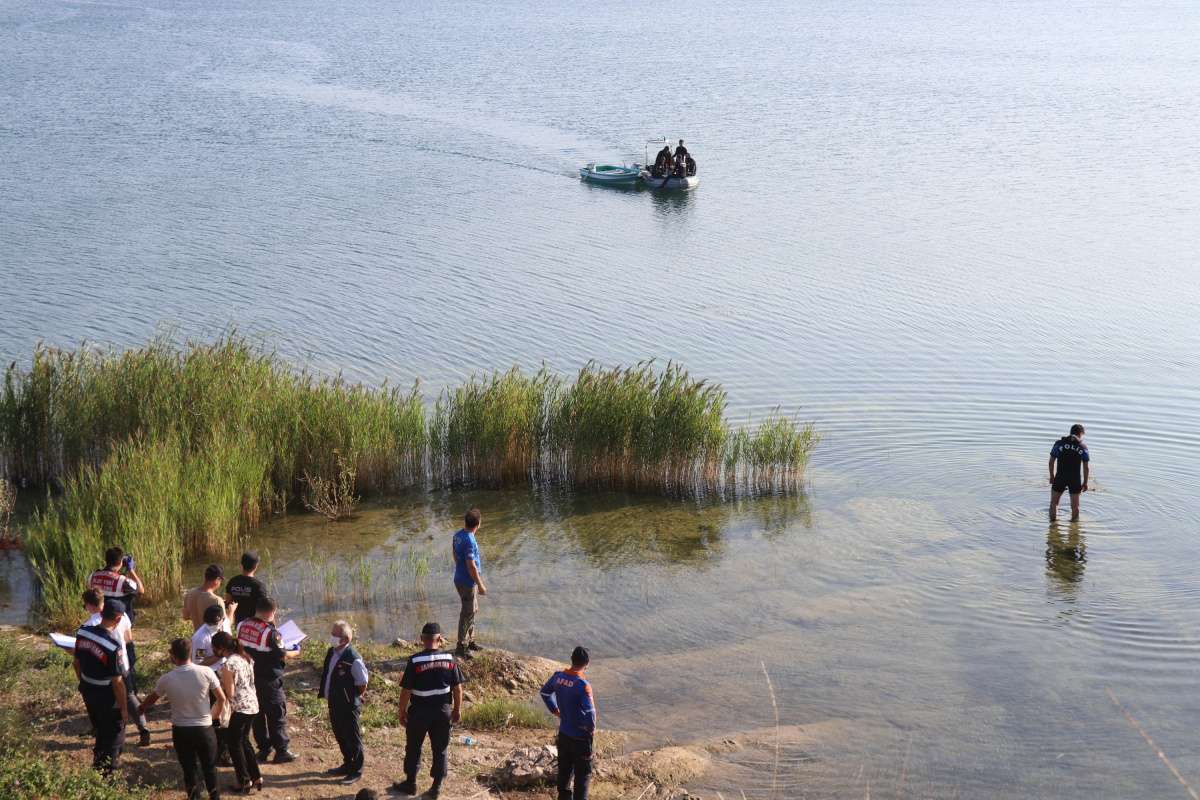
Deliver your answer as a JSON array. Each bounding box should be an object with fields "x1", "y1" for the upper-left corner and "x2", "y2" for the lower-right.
[{"x1": 319, "y1": 620, "x2": 369, "y2": 784}]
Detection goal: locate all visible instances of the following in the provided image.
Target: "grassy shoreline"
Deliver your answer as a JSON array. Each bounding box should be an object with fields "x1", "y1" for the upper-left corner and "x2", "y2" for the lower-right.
[{"x1": 1, "y1": 334, "x2": 815, "y2": 626}]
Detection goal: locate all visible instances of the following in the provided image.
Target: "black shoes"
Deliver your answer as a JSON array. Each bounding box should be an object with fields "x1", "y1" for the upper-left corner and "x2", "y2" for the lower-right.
[
  {"x1": 423, "y1": 783, "x2": 442, "y2": 799},
  {"x1": 272, "y1": 750, "x2": 298, "y2": 764},
  {"x1": 255, "y1": 748, "x2": 272, "y2": 762},
  {"x1": 392, "y1": 779, "x2": 417, "y2": 796},
  {"x1": 340, "y1": 771, "x2": 362, "y2": 785},
  {"x1": 326, "y1": 764, "x2": 350, "y2": 776},
  {"x1": 137, "y1": 729, "x2": 151, "y2": 747}
]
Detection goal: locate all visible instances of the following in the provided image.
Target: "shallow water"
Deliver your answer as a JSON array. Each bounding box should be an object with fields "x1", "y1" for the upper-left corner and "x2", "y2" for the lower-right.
[{"x1": 4, "y1": 0, "x2": 1200, "y2": 796}]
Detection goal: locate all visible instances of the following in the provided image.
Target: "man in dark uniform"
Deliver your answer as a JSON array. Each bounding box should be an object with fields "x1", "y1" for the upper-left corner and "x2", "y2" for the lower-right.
[
  {"x1": 653, "y1": 142, "x2": 673, "y2": 176},
  {"x1": 672, "y1": 139, "x2": 690, "y2": 176},
  {"x1": 226, "y1": 551, "x2": 267, "y2": 626},
  {"x1": 1049, "y1": 423, "x2": 1090, "y2": 522},
  {"x1": 319, "y1": 620, "x2": 369, "y2": 783},
  {"x1": 89, "y1": 546, "x2": 144, "y2": 622},
  {"x1": 236, "y1": 595, "x2": 299, "y2": 763},
  {"x1": 74, "y1": 600, "x2": 130, "y2": 774},
  {"x1": 392, "y1": 622, "x2": 465, "y2": 799}
]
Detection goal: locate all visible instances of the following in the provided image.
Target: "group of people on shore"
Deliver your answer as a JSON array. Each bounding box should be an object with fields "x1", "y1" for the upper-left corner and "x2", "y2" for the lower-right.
[{"x1": 72, "y1": 508, "x2": 597, "y2": 800}]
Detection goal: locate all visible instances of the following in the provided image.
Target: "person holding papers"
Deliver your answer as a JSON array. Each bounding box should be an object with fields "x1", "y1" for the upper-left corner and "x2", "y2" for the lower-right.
[
  {"x1": 236, "y1": 596, "x2": 300, "y2": 763},
  {"x1": 74, "y1": 601, "x2": 130, "y2": 774},
  {"x1": 82, "y1": 590, "x2": 151, "y2": 746},
  {"x1": 319, "y1": 620, "x2": 369, "y2": 784},
  {"x1": 138, "y1": 638, "x2": 227, "y2": 800}
]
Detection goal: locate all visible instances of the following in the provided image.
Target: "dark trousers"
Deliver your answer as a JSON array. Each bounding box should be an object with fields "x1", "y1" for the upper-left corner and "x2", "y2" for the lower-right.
[
  {"x1": 81, "y1": 687, "x2": 124, "y2": 773},
  {"x1": 404, "y1": 703, "x2": 451, "y2": 782},
  {"x1": 330, "y1": 701, "x2": 364, "y2": 772},
  {"x1": 172, "y1": 724, "x2": 220, "y2": 800},
  {"x1": 252, "y1": 679, "x2": 289, "y2": 753},
  {"x1": 226, "y1": 712, "x2": 261, "y2": 786},
  {"x1": 455, "y1": 582, "x2": 477, "y2": 646},
  {"x1": 556, "y1": 732, "x2": 594, "y2": 800}
]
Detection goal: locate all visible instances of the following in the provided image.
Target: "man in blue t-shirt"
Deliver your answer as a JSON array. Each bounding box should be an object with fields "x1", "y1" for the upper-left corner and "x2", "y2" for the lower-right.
[
  {"x1": 540, "y1": 647, "x2": 597, "y2": 800},
  {"x1": 1049, "y1": 423, "x2": 1090, "y2": 522},
  {"x1": 451, "y1": 508, "x2": 488, "y2": 660}
]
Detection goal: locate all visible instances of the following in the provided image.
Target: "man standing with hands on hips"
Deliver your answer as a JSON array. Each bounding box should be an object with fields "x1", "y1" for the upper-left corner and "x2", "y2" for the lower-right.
[{"x1": 451, "y1": 508, "x2": 487, "y2": 660}]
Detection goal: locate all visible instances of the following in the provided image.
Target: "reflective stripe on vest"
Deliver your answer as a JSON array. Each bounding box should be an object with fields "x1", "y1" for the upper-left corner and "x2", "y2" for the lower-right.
[
  {"x1": 80, "y1": 674, "x2": 112, "y2": 686},
  {"x1": 410, "y1": 653, "x2": 453, "y2": 664},
  {"x1": 411, "y1": 686, "x2": 451, "y2": 697},
  {"x1": 76, "y1": 628, "x2": 118, "y2": 652}
]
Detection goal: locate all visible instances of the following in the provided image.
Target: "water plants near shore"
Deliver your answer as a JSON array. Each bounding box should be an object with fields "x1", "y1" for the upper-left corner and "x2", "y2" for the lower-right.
[{"x1": 0, "y1": 335, "x2": 815, "y2": 624}]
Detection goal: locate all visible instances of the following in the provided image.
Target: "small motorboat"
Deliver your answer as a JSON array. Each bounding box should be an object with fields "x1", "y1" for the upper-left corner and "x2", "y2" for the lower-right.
[
  {"x1": 637, "y1": 136, "x2": 699, "y2": 190},
  {"x1": 638, "y1": 170, "x2": 699, "y2": 191},
  {"x1": 579, "y1": 163, "x2": 641, "y2": 184}
]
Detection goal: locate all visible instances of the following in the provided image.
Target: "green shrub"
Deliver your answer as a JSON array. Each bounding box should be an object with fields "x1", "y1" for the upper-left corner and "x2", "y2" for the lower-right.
[
  {"x1": 461, "y1": 698, "x2": 553, "y2": 730},
  {"x1": 0, "y1": 736, "x2": 152, "y2": 800}
]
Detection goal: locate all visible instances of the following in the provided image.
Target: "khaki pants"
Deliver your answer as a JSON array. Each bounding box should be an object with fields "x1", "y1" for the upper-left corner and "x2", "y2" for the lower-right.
[{"x1": 455, "y1": 582, "x2": 478, "y2": 647}]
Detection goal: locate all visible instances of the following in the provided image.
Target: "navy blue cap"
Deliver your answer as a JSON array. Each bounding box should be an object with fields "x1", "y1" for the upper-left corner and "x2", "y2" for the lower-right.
[
  {"x1": 420, "y1": 622, "x2": 442, "y2": 636},
  {"x1": 101, "y1": 599, "x2": 125, "y2": 620}
]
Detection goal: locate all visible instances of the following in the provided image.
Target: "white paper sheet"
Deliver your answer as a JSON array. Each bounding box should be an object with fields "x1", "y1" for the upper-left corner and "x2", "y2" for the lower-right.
[
  {"x1": 277, "y1": 620, "x2": 307, "y2": 650},
  {"x1": 49, "y1": 632, "x2": 76, "y2": 650}
]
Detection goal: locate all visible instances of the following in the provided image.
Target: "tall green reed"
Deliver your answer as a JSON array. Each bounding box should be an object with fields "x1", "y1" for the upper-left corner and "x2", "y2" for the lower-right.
[{"x1": 1, "y1": 336, "x2": 815, "y2": 625}]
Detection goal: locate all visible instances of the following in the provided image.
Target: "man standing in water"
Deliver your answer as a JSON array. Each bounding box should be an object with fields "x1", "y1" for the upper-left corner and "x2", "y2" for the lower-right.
[
  {"x1": 451, "y1": 508, "x2": 487, "y2": 660},
  {"x1": 1049, "y1": 423, "x2": 1090, "y2": 522}
]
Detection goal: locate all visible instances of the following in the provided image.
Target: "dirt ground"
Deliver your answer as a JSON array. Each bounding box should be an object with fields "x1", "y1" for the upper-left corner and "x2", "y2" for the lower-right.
[{"x1": 4, "y1": 624, "x2": 709, "y2": 800}]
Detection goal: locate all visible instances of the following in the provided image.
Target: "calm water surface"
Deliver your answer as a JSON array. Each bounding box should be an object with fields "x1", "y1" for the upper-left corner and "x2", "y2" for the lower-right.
[{"x1": 4, "y1": 0, "x2": 1200, "y2": 796}]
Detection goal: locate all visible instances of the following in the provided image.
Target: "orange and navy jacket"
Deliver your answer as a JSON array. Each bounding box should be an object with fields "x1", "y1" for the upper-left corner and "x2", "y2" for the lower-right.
[{"x1": 540, "y1": 668, "x2": 596, "y2": 738}]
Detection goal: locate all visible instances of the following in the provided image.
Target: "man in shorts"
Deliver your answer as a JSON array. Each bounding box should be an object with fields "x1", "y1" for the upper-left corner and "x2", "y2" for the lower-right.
[{"x1": 1049, "y1": 423, "x2": 1090, "y2": 522}]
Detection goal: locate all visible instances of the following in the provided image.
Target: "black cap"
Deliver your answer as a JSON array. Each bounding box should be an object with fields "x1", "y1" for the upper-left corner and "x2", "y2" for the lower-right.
[
  {"x1": 571, "y1": 646, "x2": 589, "y2": 666},
  {"x1": 101, "y1": 599, "x2": 125, "y2": 620},
  {"x1": 420, "y1": 622, "x2": 442, "y2": 637}
]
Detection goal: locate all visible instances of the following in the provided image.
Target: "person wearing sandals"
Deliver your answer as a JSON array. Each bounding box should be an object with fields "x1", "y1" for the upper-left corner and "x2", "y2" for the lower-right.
[{"x1": 212, "y1": 631, "x2": 262, "y2": 795}]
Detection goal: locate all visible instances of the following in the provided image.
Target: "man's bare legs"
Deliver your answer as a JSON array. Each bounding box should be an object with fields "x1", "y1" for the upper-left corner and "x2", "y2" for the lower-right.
[
  {"x1": 1049, "y1": 489, "x2": 1064, "y2": 522},
  {"x1": 1069, "y1": 491, "x2": 1081, "y2": 522}
]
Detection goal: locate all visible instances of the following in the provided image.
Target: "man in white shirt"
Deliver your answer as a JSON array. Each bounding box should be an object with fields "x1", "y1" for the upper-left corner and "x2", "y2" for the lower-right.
[
  {"x1": 190, "y1": 604, "x2": 229, "y2": 668},
  {"x1": 82, "y1": 589, "x2": 150, "y2": 745},
  {"x1": 139, "y1": 638, "x2": 226, "y2": 800}
]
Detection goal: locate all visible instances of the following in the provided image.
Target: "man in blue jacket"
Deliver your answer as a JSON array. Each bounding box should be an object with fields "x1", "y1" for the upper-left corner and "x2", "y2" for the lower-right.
[
  {"x1": 319, "y1": 620, "x2": 369, "y2": 783},
  {"x1": 540, "y1": 647, "x2": 597, "y2": 800}
]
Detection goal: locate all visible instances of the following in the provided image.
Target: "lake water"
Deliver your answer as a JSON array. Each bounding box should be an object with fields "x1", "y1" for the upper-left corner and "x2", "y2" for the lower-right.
[{"x1": 3, "y1": 0, "x2": 1200, "y2": 796}]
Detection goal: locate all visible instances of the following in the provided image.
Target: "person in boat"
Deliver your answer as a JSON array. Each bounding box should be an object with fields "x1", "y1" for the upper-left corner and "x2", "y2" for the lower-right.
[
  {"x1": 653, "y1": 142, "x2": 673, "y2": 177},
  {"x1": 673, "y1": 140, "x2": 690, "y2": 176}
]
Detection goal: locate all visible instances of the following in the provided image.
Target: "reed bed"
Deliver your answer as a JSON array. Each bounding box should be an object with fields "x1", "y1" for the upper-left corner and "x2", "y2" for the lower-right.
[{"x1": 1, "y1": 336, "x2": 815, "y2": 625}]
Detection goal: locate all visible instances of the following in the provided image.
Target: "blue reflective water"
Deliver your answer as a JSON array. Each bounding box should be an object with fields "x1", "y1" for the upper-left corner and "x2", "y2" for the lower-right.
[{"x1": 4, "y1": 0, "x2": 1200, "y2": 796}]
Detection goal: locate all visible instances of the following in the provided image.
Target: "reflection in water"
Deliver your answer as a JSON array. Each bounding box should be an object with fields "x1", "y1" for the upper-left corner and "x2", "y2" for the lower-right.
[
  {"x1": 1045, "y1": 521, "x2": 1087, "y2": 592},
  {"x1": 183, "y1": 486, "x2": 811, "y2": 636}
]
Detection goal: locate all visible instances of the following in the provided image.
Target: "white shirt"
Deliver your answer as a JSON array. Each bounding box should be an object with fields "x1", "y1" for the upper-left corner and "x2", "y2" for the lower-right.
[
  {"x1": 85, "y1": 612, "x2": 131, "y2": 674},
  {"x1": 190, "y1": 622, "x2": 228, "y2": 670}
]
